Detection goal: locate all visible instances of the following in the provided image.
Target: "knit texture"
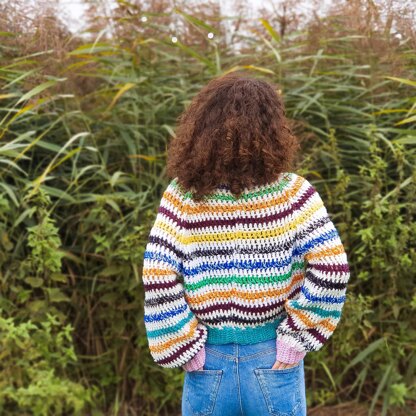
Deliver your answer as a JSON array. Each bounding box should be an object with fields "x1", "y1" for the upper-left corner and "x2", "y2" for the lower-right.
[
  {"x1": 182, "y1": 347, "x2": 205, "y2": 371},
  {"x1": 142, "y1": 172, "x2": 350, "y2": 369}
]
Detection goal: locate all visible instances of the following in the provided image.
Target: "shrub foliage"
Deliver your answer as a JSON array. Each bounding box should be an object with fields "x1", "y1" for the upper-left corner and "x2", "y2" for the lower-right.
[{"x1": 0, "y1": 1, "x2": 415, "y2": 415}]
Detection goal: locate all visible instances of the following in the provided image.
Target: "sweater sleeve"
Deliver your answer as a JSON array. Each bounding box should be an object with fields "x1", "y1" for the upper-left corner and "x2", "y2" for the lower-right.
[
  {"x1": 142, "y1": 180, "x2": 208, "y2": 369},
  {"x1": 275, "y1": 175, "x2": 351, "y2": 364}
]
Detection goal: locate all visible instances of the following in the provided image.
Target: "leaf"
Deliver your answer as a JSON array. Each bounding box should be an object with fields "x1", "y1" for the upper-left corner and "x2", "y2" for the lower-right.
[
  {"x1": 340, "y1": 338, "x2": 385, "y2": 377},
  {"x1": 99, "y1": 265, "x2": 125, "y2": 277},
  {"x1": 174, "y1": 40, "x2": 213, "y2": 67},
  {"x1": 385, "y1": 76, "x2": 416, "y2": 88},
  {"x1": 45, "y1": 288, "x2": 70, "y2": 303},
  {"x1": 162, "y1": 124, "x2": 176, "y2": 138},
  {"x1": 106, "y1": 82, "x2": 136, "y2": 112},
  {"x1": 174, "y1": 8, "x2": 218, "y2": 33},
  {"x1": 16, "y1": 80, "x2": 60, "y2": 104},
  {"x1": 129, "y1": 154, "x2": 158, "y2": 161},
  {"x1": 105, "y1": 198, "x2": 121, "y2": 213},
  {"x1": 28, "y1": 132, "x2": 90, "y2": 199},
  {"x1": 369, "y1": 363, "x2": 393, "y2": 416},
  {"x1": 24, "y1": 277, "x2": 44, "y2": 288},
  {"x1": 27, "y1": 300, "x2": 48, "y2": 313},
  {"x1": 223, "y1": 65, "x2": 275, "y2": 75},
  {"x1": 100, "y1": 292, "x2": 119, "y2": 304},
  {"x1": 0, "y1": 231, "x2": 14, "y2": 251},
  {"x1": 109, "y1": 171, "x2": 127, "y2": 188},
  {"x1": 0, "y1": 93, "x2": 19, "y2": 100},
  {"x1": 391, "y1": 136, "x2": 416, "y2": 144},
  {"x1": 259, "y1": 18, "x2": 280, "y2": 42},
  {"x1": 319, "y1": 360, "x2": 337, "y2": 391},
  {"x1": 395, "y1": 114, "x2": 416, "y2": 125},
  {"x1": 50, "y1": 273, "x2": 68, "y2": 283},
  {"x1": 68, "y1": 40, "x2": 116, "y2": 55},
  {"x1": 260, "y1": 35, "x2": 281, "y2": 63},
  {"x1": 0, "y1": 182, "x2": 20, "y2": 207}
]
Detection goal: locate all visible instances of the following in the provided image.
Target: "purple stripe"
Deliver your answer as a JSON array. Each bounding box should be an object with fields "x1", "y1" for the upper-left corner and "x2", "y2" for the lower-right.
[
  {"x1": 158, "y1": 185, "x2": 316, "y2": 232},
  {"x1": 292, "y1": 185, "x2": 315, "y2": 211},
  {"x1": 157, "y1": 327, "x2": 205, "y2": 366},
  {"x1": 158, "y1": 205, "x2": 178, "y2": 223},
  {"x1": 148, "y1": 234, "x2": 184, "y2": 258},
  {"x1": 305, "y1": 270, "x2": 348, "y2": 291},
  {"x1": 143, "y1": 280, "x2": 177, "y2": 291},
  {"x1": 309, "y1": 327, "x2": 328, "y2": 345},
  {"x1": 287, "y1": 309, "x2": 329, "y2": 346},
  {"x1": 311, "y1": 263, "x2": 350, "y2": 273},
  {"x1": 188, "y1": 206, "x2": 293, "y2": 230}
]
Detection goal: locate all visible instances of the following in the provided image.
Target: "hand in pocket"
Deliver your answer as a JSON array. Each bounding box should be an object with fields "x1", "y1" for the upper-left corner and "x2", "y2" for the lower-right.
[
  {"x1": 183, "y1": 365, "x2": 204, "y2": 372},
  {"x1": 271, "y1": 359, "x2": 300, "y2": 370}
]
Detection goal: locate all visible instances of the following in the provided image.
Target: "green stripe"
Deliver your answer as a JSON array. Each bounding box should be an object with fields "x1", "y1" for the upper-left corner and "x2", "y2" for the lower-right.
[
  {"x1": 289, "y1": 301, "x2": 342, "y2": 319},
  {"x1": 171, "y1": 173, "x2": 293, "y2": 201},
  {"x1": 184, "y1": 262, "x2": 305, "y2": 292}
]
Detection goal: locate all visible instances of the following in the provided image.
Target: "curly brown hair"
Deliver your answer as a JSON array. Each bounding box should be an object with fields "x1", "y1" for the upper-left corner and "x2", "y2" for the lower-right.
[{"x1": 166, "y1": 71, "x2": 300, "y2": 201}]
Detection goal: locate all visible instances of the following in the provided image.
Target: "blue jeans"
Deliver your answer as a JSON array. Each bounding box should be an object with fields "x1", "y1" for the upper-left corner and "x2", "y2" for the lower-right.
[{"x1": 182, "y1": 337, "x2": 307, "y2": 416}]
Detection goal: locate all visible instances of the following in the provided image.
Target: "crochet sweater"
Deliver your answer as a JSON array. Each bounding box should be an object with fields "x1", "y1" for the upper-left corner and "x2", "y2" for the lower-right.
[{"x1": 141, "y1": 172, "x2": 351, "y2": 371}]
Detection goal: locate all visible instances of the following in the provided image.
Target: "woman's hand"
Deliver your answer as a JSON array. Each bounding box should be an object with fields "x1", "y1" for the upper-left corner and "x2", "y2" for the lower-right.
[
  {"x1": 271, "y1": 360, "x2": 299, "y2": 370},
  {"x1": 183, "y1": 364, "x2": 204, "y2": 372}
]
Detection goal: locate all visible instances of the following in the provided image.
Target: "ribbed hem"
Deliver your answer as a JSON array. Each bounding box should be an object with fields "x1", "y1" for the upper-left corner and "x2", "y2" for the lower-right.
[
  {"x1": 182, "y1": 347, "x2": 205, "y2": 371},
  {"x1": 206, "y1": 316, "x2": 285, "y2": 345},
  {"x1": 276, "y1": 338, "x2": 306, "y2": 364}
]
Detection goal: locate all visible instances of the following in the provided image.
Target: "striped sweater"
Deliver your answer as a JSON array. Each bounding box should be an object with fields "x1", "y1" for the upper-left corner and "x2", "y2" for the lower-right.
[{"x1": 141, "y1": 172, "x2": 350, "y2": 370}]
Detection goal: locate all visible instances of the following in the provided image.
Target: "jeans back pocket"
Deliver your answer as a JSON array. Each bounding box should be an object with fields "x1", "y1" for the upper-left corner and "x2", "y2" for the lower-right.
[
  {"x1": 254, "y1": 361, "x2": 303, "y2": 416},
  {"x1": 184, "y1": 369, "x2": 223, "y2": 416}
]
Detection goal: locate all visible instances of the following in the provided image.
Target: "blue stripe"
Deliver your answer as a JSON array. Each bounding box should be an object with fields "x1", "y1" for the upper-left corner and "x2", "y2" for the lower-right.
[
  {"x1": 295, "y1": 229, "x2": 339, "y2": 256},
  {"x1": 301, "y1": 285, "x2": 346, "y2": 303},
  {"x1": 144, "y1": 250, "x2": 181, "y2": 272},
  {"x1": 144, "y1": 303, "x2": 188, "y2": 323},
  {"x1": 185, "y1": 254, "x2": 294, "y2": 277},
  {"x1": 146, "y1": 311, "x2": 194, "y2": 338}
]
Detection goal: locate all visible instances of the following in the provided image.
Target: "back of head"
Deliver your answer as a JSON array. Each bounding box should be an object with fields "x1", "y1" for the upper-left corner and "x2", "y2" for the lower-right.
[{"x1": 166, "y1": 71, "x2": 300, "y2": 201}]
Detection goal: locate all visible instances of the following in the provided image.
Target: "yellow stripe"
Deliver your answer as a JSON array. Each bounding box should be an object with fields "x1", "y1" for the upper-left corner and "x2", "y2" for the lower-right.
[{"x1": 153, "y1": 197, "x2": 325, "y2": 247}]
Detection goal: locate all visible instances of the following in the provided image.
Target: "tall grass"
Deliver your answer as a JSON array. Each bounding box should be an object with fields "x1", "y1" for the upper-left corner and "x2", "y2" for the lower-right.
[{"x1": 0, "y1": 1, "x2": 415, "y2": 415}]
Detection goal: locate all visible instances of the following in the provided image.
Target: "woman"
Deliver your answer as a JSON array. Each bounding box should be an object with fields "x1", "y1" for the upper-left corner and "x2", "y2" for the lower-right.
[{"x1": 141, "y1": 72, "x2": 351, "y2": 416}]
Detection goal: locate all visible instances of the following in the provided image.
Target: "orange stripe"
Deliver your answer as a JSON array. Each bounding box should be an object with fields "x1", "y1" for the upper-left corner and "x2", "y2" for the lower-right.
[
  {"x1": 185, "y1": 272, "x2": 305, "y2": 305},
  {"x1": 285, "y1": 303, "x2": 337, "y2": 332},
  {"x1": 142, "y1": 268, "x2": 176, "y2": 281},
  {"x1": 165, "y1": 174, "x2": 304, "y2": 217},
  {"x1": 149, "y1": 317, "x2": 199, "y2": 354},
  {"x1": 305, "y1": 244, "x2": 346, "y2": 262}
]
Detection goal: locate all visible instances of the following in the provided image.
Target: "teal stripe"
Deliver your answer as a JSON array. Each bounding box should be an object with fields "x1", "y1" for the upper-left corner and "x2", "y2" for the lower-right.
[
  {"x1": 206, "y1": 315, "x2": 286, "y2": 345},
  {"x1": 289, "y1": 301, "x2": 342, "y2": 319},
  {"x1": 146, "y1": 310, "x2": 194, "y2": 339},
  {"x1": 184, "y1": 262, "x2": 305, "y2": 292}
]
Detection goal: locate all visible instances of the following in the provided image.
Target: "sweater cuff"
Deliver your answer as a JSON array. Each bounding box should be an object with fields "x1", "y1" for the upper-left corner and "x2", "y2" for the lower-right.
[
  {"x1": 276, "y1": 338, "x2": 307, "y2": 364},
  {"x1": 182, "y1": 346, "x2": 206, "y2": 371}
]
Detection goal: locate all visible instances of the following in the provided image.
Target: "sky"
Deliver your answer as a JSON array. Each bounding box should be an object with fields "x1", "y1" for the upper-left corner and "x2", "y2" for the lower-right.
[
  {"x1": 57, "y1": 0, "x2": 104, "y2": 33},
  {"x1": 14, "y1": 0, "x2": 415, "y2": 36},
  {"x1": 54, "y1": 0, "x2": 331, "y2": 35}
]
